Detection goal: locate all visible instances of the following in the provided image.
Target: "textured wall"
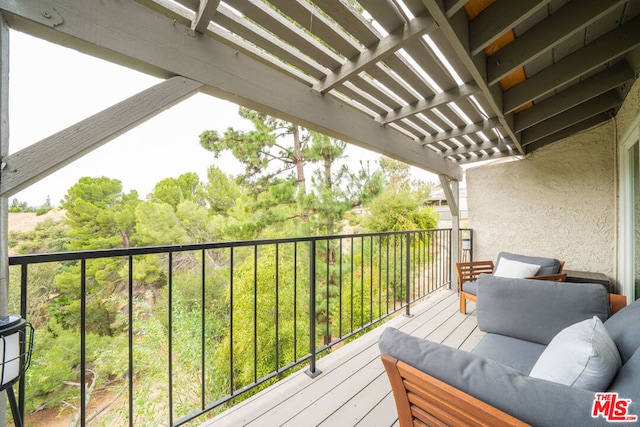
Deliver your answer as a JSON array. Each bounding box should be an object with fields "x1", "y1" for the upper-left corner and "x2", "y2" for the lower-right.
[{"x1": 467, "y1": 121, "x2": 617, "y2": 278}]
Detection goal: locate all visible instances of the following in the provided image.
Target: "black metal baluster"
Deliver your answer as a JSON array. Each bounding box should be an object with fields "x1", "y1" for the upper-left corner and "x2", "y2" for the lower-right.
[
  {"x1": 168, "y1": 253, "x2": 173, "y2": 426},
  {"x1": 128, "y1": 256, "x2": 134, "y2": 426}
]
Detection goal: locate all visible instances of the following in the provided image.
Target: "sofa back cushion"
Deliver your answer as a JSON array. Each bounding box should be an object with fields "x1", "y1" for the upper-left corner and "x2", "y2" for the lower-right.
[
  {"x1": 604, "y1": 298, "x2": 640, "y2": 363},
  {"x1": 496, "y1": 252, "x2": 561, "y2": 276},
  {"x1": 476, "y1": 275, "x2": 610, "y2": 345}
]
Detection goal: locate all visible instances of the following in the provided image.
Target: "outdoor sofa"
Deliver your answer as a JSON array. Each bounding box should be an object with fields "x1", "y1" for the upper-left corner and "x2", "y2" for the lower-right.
[{"x1": 380, "y1": 275, "x2": 640, "y2": 426}]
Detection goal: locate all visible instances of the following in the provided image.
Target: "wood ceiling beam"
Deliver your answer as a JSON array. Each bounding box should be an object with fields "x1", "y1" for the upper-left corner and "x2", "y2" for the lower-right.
[
  {"x1": 419, "y1": 118, "x2": 501, "y2": 146},
  {"x1": 420, "y1": 0, "x2": 524, "y2": 155},
  {"x1": 440, "y1": 138, "x2": 510, "y2": 156},
  {"x1": 314, "y1": 14, "x2": 438, "y2": 94},
  {"x1": 523, "y1": 113, "x2": 610, "y2": 153},
  {"x1": 515, "y1": 61, "x2": 634, "y2": 132},
  {"x1": 469, "y1": 0, "x2": 551, "y2": 56},
  {"x1": 504, "y1": 14, "x2": 640, "y2": 114},
  {"x1": 378, "y1": 82, "x2": 480, "y2": 124},
  {"x1": 0, "y1": 0, "x2": 462, "y2": 180},
  {"x1": 444, "y1": 0, "x2": 467, "y2": 18},
  {"x1": 487, "y1": 0, "x2": 627, "y2": 85},
  {"x1": 0, "y1": 77, "x2": 204, "y2": 197},
  {"x1": 453, "y1": 149, "x2": 514, "y2": 164},
  {"x1": 520, "y1": 91, "x2": 621, "y2": 146},
  {"x1": 191, "y1": 0, "x2": 219, "y2": 34}
]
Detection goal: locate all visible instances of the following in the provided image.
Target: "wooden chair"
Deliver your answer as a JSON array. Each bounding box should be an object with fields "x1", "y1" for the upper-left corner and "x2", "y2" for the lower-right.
[
  {"x1": 380, "y1": 353, "x2": 529, "y2": 426},
  {"x1": 457, "y1": 260, "x2": 566, "y2": 314}
]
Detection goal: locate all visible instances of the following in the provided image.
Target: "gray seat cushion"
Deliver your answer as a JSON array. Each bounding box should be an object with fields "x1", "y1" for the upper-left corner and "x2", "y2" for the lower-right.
[
  {"x1": 497, "y1": 252, "x2": 561, "y2": 276},
  {"x1": 461, "y1": 280, "x2": 477, "y2": 295},
  {"x1": 472, "y1": 333, "x2": 546, "y2": 374},
  {"x1": 476, "y1": 275, "x2": 610, "y2": 345},
  {"x1": 605, "y1": 298, "x2": 640, "y2": 363}
]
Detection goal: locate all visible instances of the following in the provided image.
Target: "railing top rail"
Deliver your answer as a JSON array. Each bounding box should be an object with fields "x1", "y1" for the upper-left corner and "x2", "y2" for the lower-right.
[{"x1": 9, "y1": 228, "x2": 467, "y2": 266}]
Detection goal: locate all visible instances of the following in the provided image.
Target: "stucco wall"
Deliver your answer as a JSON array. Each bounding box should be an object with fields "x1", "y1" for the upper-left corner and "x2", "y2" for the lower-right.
[{"x1": 467, "y1": 121, "x2": 617, "y2": 278}]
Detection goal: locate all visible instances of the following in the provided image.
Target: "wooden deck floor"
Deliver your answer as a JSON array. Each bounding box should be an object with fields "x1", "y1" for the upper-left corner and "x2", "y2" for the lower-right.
[{"x1": 202, "y1": 289, "x2": 483, "y2": 427}]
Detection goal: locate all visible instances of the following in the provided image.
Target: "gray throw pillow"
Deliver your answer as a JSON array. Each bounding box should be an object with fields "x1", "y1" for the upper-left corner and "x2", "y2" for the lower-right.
[{"x1": 529, "y1": 317, "x2": 621, "y2": 391}]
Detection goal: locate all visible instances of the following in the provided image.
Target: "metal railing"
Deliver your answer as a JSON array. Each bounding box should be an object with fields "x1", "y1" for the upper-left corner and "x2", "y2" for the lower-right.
[{"x1": 8, "y1": 228, "x2": 471, "y2": 426}]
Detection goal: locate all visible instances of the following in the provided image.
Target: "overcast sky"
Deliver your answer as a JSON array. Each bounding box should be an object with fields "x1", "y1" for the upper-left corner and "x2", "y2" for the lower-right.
[{"x1": 7, "y1": 30, "x2": 436, "y2": 207}]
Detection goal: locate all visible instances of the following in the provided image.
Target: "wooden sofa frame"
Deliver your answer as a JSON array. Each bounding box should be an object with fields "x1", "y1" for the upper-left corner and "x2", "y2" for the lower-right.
[{"x1": 380, "y1": 353, "x2": 529, "y2": 426}]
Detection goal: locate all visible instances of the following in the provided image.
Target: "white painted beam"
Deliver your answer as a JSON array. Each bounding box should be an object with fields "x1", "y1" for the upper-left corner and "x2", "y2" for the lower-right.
[
  {"x1": 469, "y1": 0, "x2": 551, "y2": 56},
  {"x1": 420, "y1": 0, "x2": 524, "y2": 156},
  {"x1": 191, "y1": 0, "x2": 220, "y2": 34},
  {"x1": 523, "y1": 114, "x2": 610, "y2": 153},
  {"x1": 487, "y1": 0, "x2": 627, "y2": 86},
  {"x1": 520, "y1": 90, "x2": 621, "y2": 145},
  {"x1": 515, "y1": 61, "x2": 634, "y2": 132},
  {"x1": 441, "y1": 138, "x2": 510, "y2": 156},
  {"x1": 379, "y1": 83, "x2": 479, "y2": 124},
  {"x1": 0, "y1": 76, "x2": 204, "y2": 197},
  {"x1": 419, "y1": 119, "x2": 502, "y2": 146},
  {"x1": 504, "y1": 14, "x2": 640, "y2": 114},
  {"x1": 314, "y1": 14, "x2": 438, "y2": 94},
  {"x1": 438, "y1": 174, "x2": 459, "y2": 291},
  {"x1": 0, "y1": 0, "x2": 462, "y2": 179}
]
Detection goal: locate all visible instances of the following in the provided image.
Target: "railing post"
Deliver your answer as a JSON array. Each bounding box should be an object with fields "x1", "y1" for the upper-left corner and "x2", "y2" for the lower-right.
[
  {"x1": 404, "y1": 232, "x2": 413, "y2": 318},
  {"x1": 306, "y1": 239, "x2": 321, "y2": 378}
]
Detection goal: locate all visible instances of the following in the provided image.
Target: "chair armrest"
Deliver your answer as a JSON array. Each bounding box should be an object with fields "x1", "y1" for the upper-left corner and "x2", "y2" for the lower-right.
[
  {"x1": 609, "y1": 294, "x2": 627, "y2": 315},
  {"x1": 476, "y1": 275, "x2": 610, "y2": 345},
  {"x1": 379, "y1": 328, "x2": 626, "y2": 427},
  {"x1": 526, "y1": 273, "x2": 567, "y2": 281}
]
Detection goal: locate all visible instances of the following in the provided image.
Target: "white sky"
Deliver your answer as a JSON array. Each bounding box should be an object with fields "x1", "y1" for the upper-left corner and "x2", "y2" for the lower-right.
[{"x1": 7, "y1": 30, "x2": 436, "y2": 207}]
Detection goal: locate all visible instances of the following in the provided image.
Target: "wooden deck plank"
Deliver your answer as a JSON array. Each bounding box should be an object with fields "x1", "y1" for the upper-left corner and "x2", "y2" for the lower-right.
[
  {"x1": 354, "y1": 391, "x2": 397, "y2": 427},
  {"x1": 202, "y1": 289, "x2": 478, "y2": 427}
]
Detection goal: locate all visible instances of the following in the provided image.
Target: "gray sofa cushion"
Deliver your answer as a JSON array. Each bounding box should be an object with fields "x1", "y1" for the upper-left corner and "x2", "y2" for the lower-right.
[
  {"x1": 472, "y1": 333, "x2": 546, "y2": 374},
  {"x1": 609, "y1": 348, "x2": 640, "y2": 403},
  {"x1": 604, "y1": 298, "x2": 640, "y2": 363},
  {"x1": 378, "y1": 327, "x2": 635, "y2": 427},
  {"x1": 461, "y1": 280, "x2": 477, "y2": 295},
  {"x1": 476, "y1": 275, "x2": 609, "y2": 345},
  {"x1": 496, "y1": 251, "x2": 561, "y2": 276}
]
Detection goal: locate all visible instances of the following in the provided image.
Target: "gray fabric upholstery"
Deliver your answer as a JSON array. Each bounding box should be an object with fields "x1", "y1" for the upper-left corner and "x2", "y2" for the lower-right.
[
  {"x1": 604, "y1": 298, "x2": 640, "y2": 363},
  {"x1": 472, "y1": 333, "x2": 546, "y2": 374},
  {"x1": 461, "y1": 280, "x2": 477, "y2": 295},
  {"x1": 378, "y1": 327, "x2": 636, "y2": 427},
  {"x1": 476, "y1": 275, "x2": 609, "y2": 345},
  {"x1": 609, "y1": 348, "x2": 640, "y2": 402},
  {"x1": 496, "y1": 252, "x2": 561, "y2": 276}
]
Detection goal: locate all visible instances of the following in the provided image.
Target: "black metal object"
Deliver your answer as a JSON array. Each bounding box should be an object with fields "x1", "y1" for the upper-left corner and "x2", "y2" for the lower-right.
[
  {"x1": 0, "y1": 316, "x2": 34, "y2": 427},
  {"x1": 8, "y1": 228, "x2": 471, "y2": 426}
]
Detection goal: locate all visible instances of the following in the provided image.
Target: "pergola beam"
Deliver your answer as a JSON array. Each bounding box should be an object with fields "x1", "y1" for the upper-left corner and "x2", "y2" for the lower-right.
[
  {"x1": 515, "y1": 61, "x2": 634, "y2": 132},
  {"x1": 0, "y1": 77, "x2": 204, "y2": 197},
  {"x1": 524, "y1": 113, "x2": 610, "y2": 152},
  {"x1": 454, "y1": 149, "x2": 514, "y2": 165},
  {"x1": 504, "y1": 14, "x2": 640, "y2": 114},
  {"x1": 487, "y1": 0, "x2": 627, "y2": 85},
  {"x1": 0, "y1": 0, "x2": 462, "y2": 180},
  {"x1": 419, "y1": 119, "x2": 502, "y2": 146},
  {"x1": 469, "y1": 0, "x2": 551, "y2": 56},
  {"x1": 420, "y1": 0, "x2": 524, "y2": 156},
  {"x1": 379, "y1": 83, "x2": 479, "y2": 124},
  {"x1": 314, "y1": 14, "x2": 438, "y2": 94},
  {"x1": 521, "y1": 91, "x2": 621, "y2": 146},
  {"x1": 191, "y1": 0, "x2": 220, "y2": 34},
  {"x1": 440, "y1": 138, "x2": 510, "y2": 156}
]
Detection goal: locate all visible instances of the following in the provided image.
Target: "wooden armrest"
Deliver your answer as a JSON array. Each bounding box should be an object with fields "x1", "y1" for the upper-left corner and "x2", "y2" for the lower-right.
[
  {"x1": 381, "y1": 353, "x2": 529, "y2": 426},
  {"x1": 609, "y1": 294, "x2": 627, "y2": 315},
  {"x1": 526, "y1": 273, "x2": 567, "y2": 282}
]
